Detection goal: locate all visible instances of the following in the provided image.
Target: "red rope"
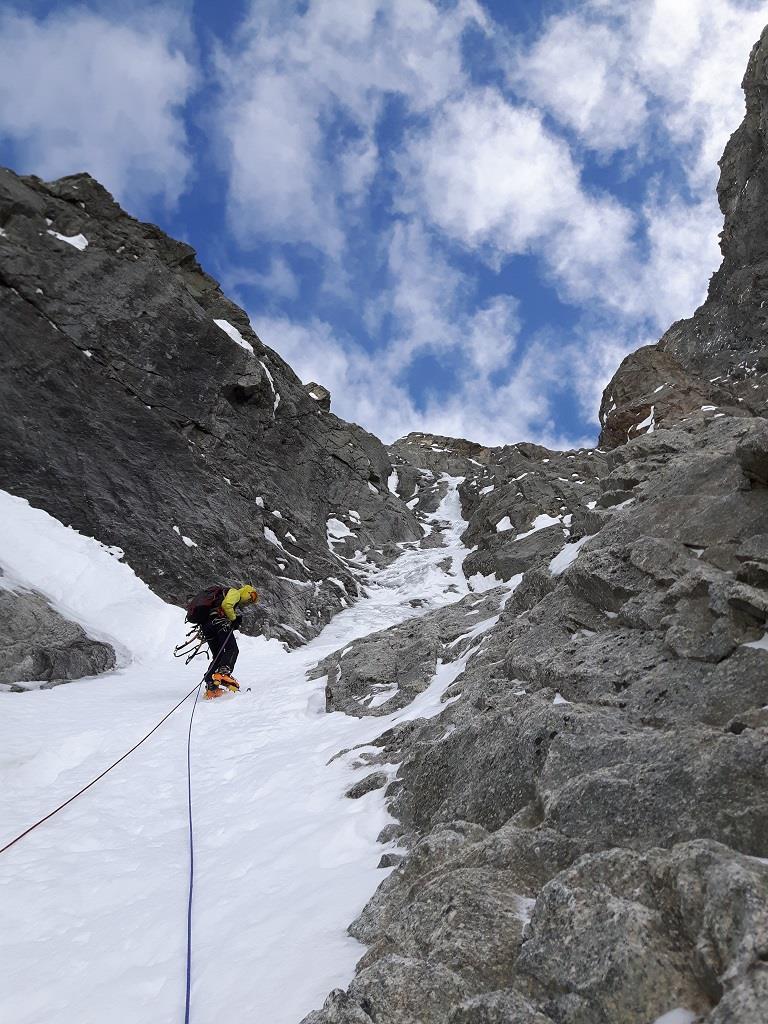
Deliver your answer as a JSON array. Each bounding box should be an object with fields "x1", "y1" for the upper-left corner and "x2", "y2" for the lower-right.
[{"x1": 0, "y1": 682, "x2": 202, "y2": 855}]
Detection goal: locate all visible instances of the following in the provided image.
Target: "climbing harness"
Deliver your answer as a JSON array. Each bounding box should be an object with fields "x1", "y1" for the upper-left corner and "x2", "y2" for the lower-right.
[{"x1": 174, "y1": 625, "x2": 209, "y2": 665}]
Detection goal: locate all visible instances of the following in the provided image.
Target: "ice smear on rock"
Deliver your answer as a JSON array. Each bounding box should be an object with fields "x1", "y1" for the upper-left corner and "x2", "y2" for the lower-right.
[
  {"x1": 651, "y1": 1011, "x2": 698, "y2": 1024},
  {"x1": 743, "y1": 631, "x2": 768, "y2": 651},
  {"x1": 515, "y1": 513, "x2": 562, "y2": 540},
  {"x1": 549, "y1": 534, "x2": 594, "y2": 576}
]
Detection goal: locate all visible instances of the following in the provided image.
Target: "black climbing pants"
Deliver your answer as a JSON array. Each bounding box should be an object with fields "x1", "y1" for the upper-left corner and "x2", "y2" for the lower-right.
[{"x1": 201, "y1": 617, "x2": 239, "y2": 683}]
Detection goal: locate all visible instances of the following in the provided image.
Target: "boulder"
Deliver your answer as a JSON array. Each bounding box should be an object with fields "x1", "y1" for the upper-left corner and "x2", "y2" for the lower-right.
[
  {"x1": 0, "y1": 585, "x2": 115, "y2": 688},
  {"x1": 305, "y1": 381, "x2": 331, "y2": 411}
]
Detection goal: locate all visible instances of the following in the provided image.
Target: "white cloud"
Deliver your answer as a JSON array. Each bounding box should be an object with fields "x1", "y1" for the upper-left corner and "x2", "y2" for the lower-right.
[
  {"x1": 214, "y1": 0, "x2": 484, "y2": 251},
  {"x1": 0, "y1": 8, "x2": 195, "y2": 210},
  {"x1": 214, "y1": 1, "x2": 759, "y2": 449},
  {"x1": 339, "y1": 133, "x2": 379, "y2": 201},
  {"x1": 509, "y1": 0, "x2": 767, "y2": 192},
  {"x1": 635, "y1": 0, "x2": 767, "y2": 191},
  {"x1": 464, "y1": 295, "x2": 521, "y2": 376},
  {"x1": 399, "y1": 88, "x2": 640, "y2": 314},
  {"x1": 366, "y1": 218, "x2": 521, "y2": 390},
  {"x1": 567, "y1": 327, "x2": 651, "y2": 424},
  {"x1": 254, "y1": 306, "x2": 587, "y2": 449},
  {"x1": 510, "y1": 14, "x2": 649, "y2": 154},
  {"x1": 223, "y1": 257, "x2": 300, "y2": 302},
  {"x1": 254, "y1": 314, "x2": 419, "y2": 442},
  {"x1": 400, "y1": 93, "x2": 579, "y2": 251},
  {"x1": 638, "y1": 195, "x2": 722, "y2": 327},
  {"x1": 383, "y1": 218, "x2": 470, "y2": 362},
  {"x1": 418, "y1": 334, "x2": 589, "y2": 449},
  {"x1": 217, "y1": 69, "x2": 345, "y2": 254}
]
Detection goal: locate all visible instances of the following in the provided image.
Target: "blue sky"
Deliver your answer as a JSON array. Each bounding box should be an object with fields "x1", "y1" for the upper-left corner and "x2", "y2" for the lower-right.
[{"x1": 1, "y1": 0, "x2": 765, "y2": 446}]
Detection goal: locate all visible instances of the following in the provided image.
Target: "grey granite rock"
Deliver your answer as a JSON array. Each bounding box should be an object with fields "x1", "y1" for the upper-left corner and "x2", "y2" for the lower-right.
[
  {"x1": 0, "y1": 585, "x2": 115, "y2": 688},
  {"x1": 345, "y1": 956, "x2": 471, "y2": 1024},
  {"x1": 449, "y1": 990, "x2": 555, "y2": 1024},
  {"x1": 515, "y1": 841, "x2": 768, "y2": 1024},
  {"x1": 346, "y1": 772, "x2": 388, "y2": 799},
  {"x1": 301, "y1": 989, "x2": 374, "y2": 1024},
  {"x1": 299, "y1": 956, "x2": 473, "y2": 1024}
]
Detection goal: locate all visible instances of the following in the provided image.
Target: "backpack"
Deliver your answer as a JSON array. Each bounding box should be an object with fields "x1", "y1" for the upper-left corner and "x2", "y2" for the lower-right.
[{"x1": 186, "y1": 584, "x2": 226, "y2": 624}]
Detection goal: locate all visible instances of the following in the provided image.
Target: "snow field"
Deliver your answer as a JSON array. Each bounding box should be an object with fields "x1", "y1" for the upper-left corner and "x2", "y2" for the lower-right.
[{"x1": 0, "y1": 479, "x2": 477, "y2": 1024}]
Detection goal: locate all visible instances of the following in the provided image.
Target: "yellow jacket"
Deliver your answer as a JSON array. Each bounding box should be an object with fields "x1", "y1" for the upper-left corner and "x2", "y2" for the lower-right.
[{"x1": 220, "y1": 585, "x2": 258, "y2": 621}]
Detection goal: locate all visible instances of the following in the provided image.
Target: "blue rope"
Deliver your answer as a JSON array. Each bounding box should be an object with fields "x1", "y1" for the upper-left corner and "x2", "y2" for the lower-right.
[
  {"x1": 183, "y1": 680, "x2": 203, "y2": 1024},
  {"x1": 182, "y1": 624, "x2": 236, "y2": 1023},
  {"x1": 182, "y1": 625, "x2": 234, "y2": 1022}
]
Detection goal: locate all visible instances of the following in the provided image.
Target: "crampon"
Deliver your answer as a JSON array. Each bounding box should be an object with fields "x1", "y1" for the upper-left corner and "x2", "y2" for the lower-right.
[{"x1": 203, "y1": 685, "x2": 227, "y2": 701}]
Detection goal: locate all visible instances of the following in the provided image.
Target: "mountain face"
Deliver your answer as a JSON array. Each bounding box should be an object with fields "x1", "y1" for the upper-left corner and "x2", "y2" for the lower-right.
[
  {"x1": 299, "y1": 30, "x2": 768, "y2": 1024},
  {"x1": 306, "y1": 417, "x2": 768, "y2": 1024},
  {"x1": 0, "y1": 169, "x2": 420, "y2": 647},
  {"x1": 1, "y1": 26, "x2": 767, "y2": 1024},
  {"x1": 600, "y1": 30, "x2": 768, "y2": 449}
]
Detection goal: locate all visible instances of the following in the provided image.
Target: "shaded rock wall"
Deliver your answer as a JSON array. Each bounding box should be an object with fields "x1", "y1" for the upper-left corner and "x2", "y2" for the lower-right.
[{"x1": 0, "y1": 169, "x2": 420, "y2": 645}]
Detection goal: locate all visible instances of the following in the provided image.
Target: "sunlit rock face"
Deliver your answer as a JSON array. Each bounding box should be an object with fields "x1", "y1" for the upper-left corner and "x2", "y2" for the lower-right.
[{"x1": 302, "y1": 27, "x2": 768, "y2": 1024}]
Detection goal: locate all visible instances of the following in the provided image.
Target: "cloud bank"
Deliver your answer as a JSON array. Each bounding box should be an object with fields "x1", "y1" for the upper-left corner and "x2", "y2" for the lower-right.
[{"x1": 0, "y1": 0, "x2": 763, "y2": 447}]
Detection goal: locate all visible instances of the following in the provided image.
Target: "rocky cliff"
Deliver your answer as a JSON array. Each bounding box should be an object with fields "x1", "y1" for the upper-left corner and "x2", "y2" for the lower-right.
[
  {"x1": 0, "y1": 170, "x2": 421, "y2": 646},
  {"x1": 600, "y1": 30, "x2": 768, "y2": 449},
  {"x1": 302, "y1": 29, "x2": 768, "y2": 1024}
]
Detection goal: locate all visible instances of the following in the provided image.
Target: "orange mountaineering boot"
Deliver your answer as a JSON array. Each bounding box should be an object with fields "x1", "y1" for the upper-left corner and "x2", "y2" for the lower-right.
[
  {"x1": 212, "y1": 671, "x2": 240, "y2": 693},
  {"x1": 204, "y1": 683, "x2": 226, "y2": 700}
]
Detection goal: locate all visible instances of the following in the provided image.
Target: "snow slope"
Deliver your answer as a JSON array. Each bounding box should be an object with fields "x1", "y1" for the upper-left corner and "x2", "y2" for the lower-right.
[{"x1": 0, "y1": 479, "x2": 474, "y2": 1024}]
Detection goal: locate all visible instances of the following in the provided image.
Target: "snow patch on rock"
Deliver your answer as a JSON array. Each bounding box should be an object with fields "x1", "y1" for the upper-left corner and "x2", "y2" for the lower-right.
[
  {"x1": 214, "y1": 318, "x2": 253, "y2": 353},
  {"x1": 47, "y1": 229, "x2": 88, "y2": 250}
]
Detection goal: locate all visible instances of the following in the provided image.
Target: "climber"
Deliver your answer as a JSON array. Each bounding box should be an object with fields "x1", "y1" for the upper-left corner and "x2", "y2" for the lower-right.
[{"x1": 185, "y1": 584, "x2": 259, "y2": 699}]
